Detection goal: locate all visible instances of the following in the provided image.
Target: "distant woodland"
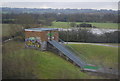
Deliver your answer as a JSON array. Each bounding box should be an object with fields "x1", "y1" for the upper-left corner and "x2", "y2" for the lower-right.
[
  {"x1": 2, "y1": 7, "x2": 119, "y2": 25},
  {"x1": 2, "y1": 7, "x2": 119, "y2": 43}
]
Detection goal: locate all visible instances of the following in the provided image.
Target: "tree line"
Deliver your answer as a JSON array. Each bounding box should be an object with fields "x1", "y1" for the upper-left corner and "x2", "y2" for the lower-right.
[
  {"x1": 2, "y1": 7, "x2": 117, "y2": 14},
  {"x1": 59, "y1": 29, "x2": 119, "y2": 43},
  {"x1": 2, "y1": 12, "x2": 118, "y2": 25}
]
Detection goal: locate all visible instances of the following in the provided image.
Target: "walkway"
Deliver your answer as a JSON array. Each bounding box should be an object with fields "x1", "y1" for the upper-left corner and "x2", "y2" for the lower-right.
[{"x1": 65, "y1": 42, "x2": 119, "y2": 48}]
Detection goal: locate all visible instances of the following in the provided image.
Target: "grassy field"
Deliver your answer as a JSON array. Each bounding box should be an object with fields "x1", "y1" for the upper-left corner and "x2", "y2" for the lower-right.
[
  {"x1": 3, "y1": 41, "x2": 103, "y2": 79},
  {"x1": 88, "y1": 22, "x2": 118, "y2": 29},
  {"x1": 66, "y1": 44, "x2": 118, "y2": 69},
  {"x1": 2, "y1": 24, "x2": 12, "y2": 37},
  {"x1": 2, "y1": 24, "x2": 22, "y2": 37},
  {"x1": 47, "y1": 22, "x2": 70, "y2": 28},
  {"x1": 47, "y1": 22, "x2": 118, "y2": 29}
]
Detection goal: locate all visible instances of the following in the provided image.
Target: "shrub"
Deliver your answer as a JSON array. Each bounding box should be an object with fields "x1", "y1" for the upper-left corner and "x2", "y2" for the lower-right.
[{"x1": 80, "y1": 23, "x2": 92, "y2": 27}]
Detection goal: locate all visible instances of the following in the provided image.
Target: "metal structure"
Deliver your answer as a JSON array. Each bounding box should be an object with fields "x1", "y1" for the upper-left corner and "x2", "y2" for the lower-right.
[
  {"x1": 25, "y1": 28, "x2": 99, "y2": 72},
  {"x1": 48, "y1": 40, "x2": 86, "y2": 68}
]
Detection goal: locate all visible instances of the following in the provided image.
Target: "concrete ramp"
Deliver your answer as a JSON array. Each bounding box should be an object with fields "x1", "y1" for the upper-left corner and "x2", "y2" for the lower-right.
[
  {"x1": 48, "y1": 40, "x2": 119, "y2": 77},
  {"x1": 48, "y1": 40, "x2": 86, "y2": 68}
]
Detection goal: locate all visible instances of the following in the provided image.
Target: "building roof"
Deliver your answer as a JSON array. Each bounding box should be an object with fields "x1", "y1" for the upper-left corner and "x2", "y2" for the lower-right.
[{"x1": 25, "y1": 28, "x2": 58, "y2": 31}]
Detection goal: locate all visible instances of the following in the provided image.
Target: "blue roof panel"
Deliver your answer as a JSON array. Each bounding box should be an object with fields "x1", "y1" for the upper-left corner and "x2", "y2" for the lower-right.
[{"x1": 25, "y1": 28, "x2": 58, "y2": 31}]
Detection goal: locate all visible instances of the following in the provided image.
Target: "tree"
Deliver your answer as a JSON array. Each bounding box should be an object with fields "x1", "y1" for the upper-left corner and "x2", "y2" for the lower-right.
[
  {"x1": 70, "y1": 22, "x2": 76, "y2": 27},
  {"x1": 15, "y1": 14, "x2": 36, "y2": 29},
  {"x1": 80, "y1": 23, "x2": 92, "y2": 27}
]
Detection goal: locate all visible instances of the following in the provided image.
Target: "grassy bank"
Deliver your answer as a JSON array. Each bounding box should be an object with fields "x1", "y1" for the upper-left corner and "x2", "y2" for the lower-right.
[
  {"x1": 3, "y1": 41, "x2": 102, "y2": 79},
  {"x1": 66, "y1": 44, "x2": 118, "y2": 69},
  {"x1": 2, "y1": 24, "x2": 22, "y2": 37}
]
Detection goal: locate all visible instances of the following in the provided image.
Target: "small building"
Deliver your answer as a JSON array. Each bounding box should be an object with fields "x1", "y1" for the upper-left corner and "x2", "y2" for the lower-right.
[{"x1": 25, "y1": 28, "x2": 59, "y2": 50}]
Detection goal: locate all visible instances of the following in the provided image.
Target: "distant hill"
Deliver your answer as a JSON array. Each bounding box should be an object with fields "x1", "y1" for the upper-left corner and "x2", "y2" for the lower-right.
[{"x1": 1, "y1": 7, "x2": 118, "y2": 14}]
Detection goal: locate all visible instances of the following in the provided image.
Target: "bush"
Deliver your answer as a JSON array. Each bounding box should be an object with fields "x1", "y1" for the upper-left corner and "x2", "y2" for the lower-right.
[
  {"x1": 80, "y1": 23, "x2": 92, "y2": 27},
  {"x1": 70, "y1": 22, "x2": 76, "y2": 27},
  {"x1": 59, "y1": 29, "x2": 119, "y2": 43}
]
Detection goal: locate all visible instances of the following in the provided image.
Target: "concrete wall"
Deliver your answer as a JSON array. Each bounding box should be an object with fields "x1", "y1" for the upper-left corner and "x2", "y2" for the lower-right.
[{"x1": 25, "y1": 30, "x2": 59, "y2": 50}]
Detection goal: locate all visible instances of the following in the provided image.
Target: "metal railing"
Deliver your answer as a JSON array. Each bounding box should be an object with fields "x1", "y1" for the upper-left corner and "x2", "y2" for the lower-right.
[{"x1": 54, "y1": 35, "x2": 97, "y2": 65}]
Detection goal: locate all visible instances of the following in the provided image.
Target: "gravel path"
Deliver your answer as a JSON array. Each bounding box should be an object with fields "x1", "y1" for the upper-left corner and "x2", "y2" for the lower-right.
[{"x1": 65, "y1": 42, "x2": 119, "y2": 47}]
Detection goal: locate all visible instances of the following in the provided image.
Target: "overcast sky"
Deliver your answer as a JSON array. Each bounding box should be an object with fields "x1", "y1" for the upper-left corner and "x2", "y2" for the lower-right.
[
  {"x1": 1, "y1": 1, "x2": 119, "y2": 10},
  {"x1": 1, "y1": 0, "x2": 119, "y2": 2}
]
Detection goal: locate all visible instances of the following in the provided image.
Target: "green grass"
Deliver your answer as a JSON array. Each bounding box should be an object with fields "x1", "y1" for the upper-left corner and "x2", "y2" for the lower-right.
[
  {"x1": 9, "y1": 49, "x2": 89, "y2": 79},
  {"x1": 3, "y1": 41, "x2": 102, "y2": 79},
  {"x1": 2, "y1": 24, "x2": 22, "y2": 37},
  {"x1": 47, "y1": 22, "x2": 118, "y2": 29},
  {"x1": 66, "y1": 44, "x2": 118, "y2": 69},
  {"x1": 88, "y1": 22, "x2": 118, "y2": 29},
  {"x1": 47, "y1": 22, "x2": 70, "y2": 28},
  {"x1": 2, "y1": 24, "x2": 11, "y2": 37}
]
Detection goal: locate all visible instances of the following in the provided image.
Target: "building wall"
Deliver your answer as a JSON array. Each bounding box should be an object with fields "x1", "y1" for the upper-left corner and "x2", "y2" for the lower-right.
[
  {"x1": 25, "y1": 31, "x2": 46, "y2": 41},
  {"x1": 25, "y1": 30, "x2": 59, "y2": 41},
  {"x1": 48, "y1": 30, "x2": 59, "y2": 41},
  {"x1": 25, "y1": 30, "x2": 59, "y2": 51}
]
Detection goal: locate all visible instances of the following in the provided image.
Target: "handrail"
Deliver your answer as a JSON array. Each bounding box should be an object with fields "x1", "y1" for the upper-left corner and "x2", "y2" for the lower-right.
[
  {"x1": 49, "y1": 40, "x2": 86, "y2": 68},
  {"x1": 54, "y1": 35, "x2": 94, "y2": 64}
]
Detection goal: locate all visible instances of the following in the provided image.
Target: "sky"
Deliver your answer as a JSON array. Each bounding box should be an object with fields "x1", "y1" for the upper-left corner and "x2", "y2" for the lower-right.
[
  {"x1": 0, "y1": 0, "x2": 119, "y2": 2},
  {"x1": 0, "y1": 0, "x2": 119, "y2": 10}
]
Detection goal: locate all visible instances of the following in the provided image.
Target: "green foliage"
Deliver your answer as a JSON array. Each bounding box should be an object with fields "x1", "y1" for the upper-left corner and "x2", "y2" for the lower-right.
[
  {"x1": 2, "y1": 24, "x2": 25, "y2": 41},
  {"x1": 59, "y1": 29, "x2": 119, "y2": 43},
  {"x1": 2, "y1": 24, "x2": 41, "y2": 41},
  {"x1": 79, "y1": 23, "x2": 92, "y2": 27},
  {"x1": 2, "y1": 8, "x2": 118, "y2": 23},
  {"x1": 15, "y1": 14, "x2": 35, "y2": 24},
  {"x1": 2, "y1": 13, "x2": 54, "y2": 26},
  {"x1": 2, "y1": 19, "x2": 15, "y2": 24}
]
